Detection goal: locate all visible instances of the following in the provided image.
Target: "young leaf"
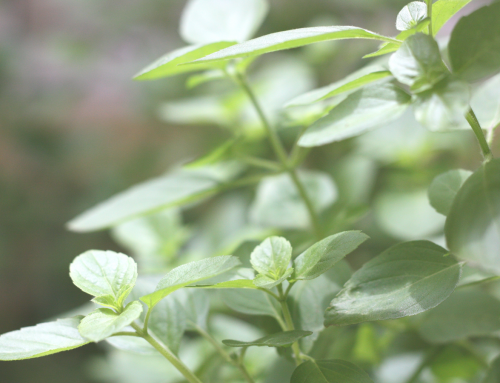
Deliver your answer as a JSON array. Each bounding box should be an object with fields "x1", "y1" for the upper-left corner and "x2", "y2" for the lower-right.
[
  {"x1": 192, "y1": 26, "x2": 400, "y2": 63},
  {"x1": 0, "y1": 317, "x2": 89, "y2": 361},
  {"x1": 140, "y1": 255, "x2": 240, "y2": 308},
  {"x1": 79, "y1": 301, "x2": 143, "y2": 343},
  {"x1": 250, "y1": 236, "x2": 293, "y2": 280},
  {"x1": 133, "y1": 42, "x2": 235, "y2": 81},
  {"x1": 445, "y1": 158, "x2": 500, "y2": 274},
  {"x1": 293, "y1": 231, "x2": 368, "y2": 280},
  {"x1": 69, "y1": 250, "x2": 137, "y2": 310},
  {"x1": 412, "y1": 77, "x2": 470, "y2": 131},
  {"x1": 324, "y1": 241, "x2": 462, "y2": 327},
  {"x1": 389, "y1": 33, "x2": 447, "y2": 93},
  {"x1": 67, "y1": 162, "x2": 243, "y2": 232},
  {"x1": 180, "y1": 0, "x2": 268, "y2": 44},
  {"x1": 484, "y1": 355, "x2": 500, "y2": 383},
  {"x1": 290, "y1": 359, "x2": 374, "y2": 383},
  {"x1": 428, "y1": 169, "x2": 472, "y2": 216},
  {"x1": 448, "y1": 2, "x2": 500, "y2": 82},
  {"x1": 222, "y1": 330, "x2": 312, "y2": 348},
  {"x1": 431, "y1": 0, "x2": 473, "y2": 36},
  {"x1": 396, "y1": 2, "x2": 428, "y2": 31},
  {"x1": 254, "y1": 268, "x2": 294, "y2": 289},
  {"x1": 418, "y1": 290, "x2": 500, "y2": 343},
  {"x1": 298, "y1": 82, "x2": 411, "y2": 147}
]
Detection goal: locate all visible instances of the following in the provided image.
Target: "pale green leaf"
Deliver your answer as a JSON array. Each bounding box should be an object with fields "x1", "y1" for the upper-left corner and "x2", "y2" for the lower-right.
[
  {"x1": 221, "y1": 289, "x2": 281, "y2": 318},
  {"x1": 293, "y1": 231, "x2": 368, "y2": 280},
  {"x1": 290, "y1": 359, "x2": 374, "y2": 383},
  {"x1": 298, "y1": 82, "x2": 411, "y2": 147},
  {"x1": 175, "y1": 289, "x2": 210, "y2": 330},
  {"x1": 428, "y1": 169, "x2": 472, "y2": 216},
  {"x1": 141, "y1": 255, "x2": 240, "y2": 308},
  {"x1": 432, "y1": 0, "x2": 473, "y2": 36},
  {"x1": 67, "y1": 162, "x2": 243, "y2": 232},
  {"x1": 222, "y1": 330, "x2": 312, "y2": 348},
  {"x1": 470, "y1": 73, "x2": 500, "y2": 131},
  {"x1": 78, "y1": 301, "x2": 143, "y2": 342},
  {"x1": 396, "y1": 1, "x2": 428, "y2": 31},
  {"x1": 445, "y1": 158, "x2": 500, "y2": 274},
  {"x1": 254, "y1": 268, "x2": 294, "y2": 289},
  {"x1": 186, "y1": 70, "x2": 225, "y2": 89},
  {"x1": 448, "y1": 3, "x2": 500, "y2": 82},
  {"x1": 250, "y1": 236, "x2": 292, "y2": 280},
  {"x1": 0, "y1": 317, "x2": 89, "y2": 361},
  {"x1": 325, "y1": 241, "x2": 461, "y2": 327},
  {"x1": 149, "y1": 294, "x2": 186, "y2": 355},
  {"x1": 193, "y1": 279, "x2": 257, "y2": 289},
  {"x1": 69, "y1": 250, "x2": 137, "y2": 310},
  {"x1": 418, "y1": 290, "x2": 500, "y2": 343},
  {"x1": 484, "y1": 355, "x2": 500, "y2": 383},
  {"x1": 180, "y1": 0, "x2": 268, "y2": 44}
]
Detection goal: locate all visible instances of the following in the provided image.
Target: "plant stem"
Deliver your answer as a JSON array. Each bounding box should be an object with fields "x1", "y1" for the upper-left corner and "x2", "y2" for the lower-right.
[
  {"x1": 466, "y1": 109, "x2": 493, "y2": 161},
  {"x1": 234, "y1": 72, "x2": 323, "y2": 239},
  {"x1": 278, "y1": 285, "x2": 303, "y2": 366},
  {"x1": 426, "y1": 0, "x2": 433, "y2": 36},
  {"x1": 405, "y1": 346, "x2": 443, "y2": 383},
  {"x1": 194, "y1": 324, "x2": 256, "y2": 383},
  {"x1": 131, "y1": 323, "x2": 203, "y2": 383}
]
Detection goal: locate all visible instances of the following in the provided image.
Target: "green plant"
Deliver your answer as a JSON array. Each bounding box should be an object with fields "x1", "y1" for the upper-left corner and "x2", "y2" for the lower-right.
[{"x1": 2, "y1": 0, "x2": 500, "y2": 382}]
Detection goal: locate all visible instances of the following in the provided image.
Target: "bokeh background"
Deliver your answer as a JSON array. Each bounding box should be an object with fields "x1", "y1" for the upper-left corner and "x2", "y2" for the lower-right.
[{"x1": 0, "y1": 0, "x2": 494, "y2": 382}]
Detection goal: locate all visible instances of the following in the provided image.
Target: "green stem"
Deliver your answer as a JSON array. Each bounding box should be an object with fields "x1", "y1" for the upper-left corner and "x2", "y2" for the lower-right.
[
  {"x1": 466, "y1": 109, "x2": 493, "y2": 161},
  {"x1": 131, "y1": 323, "x2": 203, "y2": 383},
  {"x1": 239, "y1": 156, "x2": 282, "y2": 171},
  {"x1": 278, "y1": 285, "x2": 303, "y2": 366},
  {"x1": 142, "y1": 306, "x2": 152, "y2": 334},
  {"x1": 426, "y1": 0, "x2": 433, "y2": 36},
  {"x1": 405, "y1": 346, "x2": 443, "y2": 383}
]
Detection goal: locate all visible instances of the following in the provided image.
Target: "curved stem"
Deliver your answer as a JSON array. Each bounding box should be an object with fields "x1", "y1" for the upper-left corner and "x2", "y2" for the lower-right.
[
  {"x1": 278, "y1": 285, "x2": 303, "y2": 366},
  {"x1": 466, "y1": 109, "x2": 493, "y2": 161}
]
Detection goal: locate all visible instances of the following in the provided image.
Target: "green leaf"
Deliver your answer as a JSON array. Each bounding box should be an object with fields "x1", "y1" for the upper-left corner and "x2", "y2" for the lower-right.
[
  {"x1": 254, "y1": 268, "x2": 294, "y2": 289},
  {"x1": 67, "y1": 162, "x2": 243, "y2": 232},
  {"x1": 192, "y1": 26, "x2": 400, "y2": 63},
  {"x1": 471, "y1": 73, "x2": 500, "y2": 131},
  {"x1": 175, "y1": 289, "x2": 209, "y2": 330},
  {"x1": 324, "y1": 241, "x2": 462, "y2": 327},
  {"x1": 194, "y1": 279, "x2": 258, "y2": 289},
  {"x1": 290, "y1": 359, "x2": 374, "y2": 383},
  {"x1": 221, "y1": 289, "x2": 281, "y2": 318},
  {"x1": 293, "y1": 231, "x2": 368, "y2": 280},
  {"x1": 448, "y1": 2, "x2": 500, "y2": 82},
  {"x1": 396, "y1": 1, "x2": 428, "y2": 31},
  {"x1": 180, "y1": 0, "x2": 268, "y2": 44},
  {"x1": 222, "y1": 330, "x2": 312, "y2": 348},
  {"x1": 430, "y1": 346, "x2": 482, "y2": 382},
  {"x1": 69, "y1": 250, "x2": 137, "y2": 310},
  {"x1": 250, "y1": 237, "x2": 293, "y2": 280},
  {"x1": 432, "y1": 0, "x2": 473, "y2": 36},
  {"x1": 186, "y1": 70, "x2": 226, "y2": 89},
  {"x1": 389, "y1": 33, "x2": 447, "y2": 93},
  {"x1": 149, "y1": 294, "x2": 186, "y2": 355},
  {"x1": 298, "y1": 82, "x2": 411, "y2": 147},
  {"x1": 141, "y1": 255, "x2": 240, "y2": 308},
  {"x1": 484, "y1": 355, "x2": 500, "y2": 383},
  {"x1": 0, "y1": 317, "x2": 89, "y2": 361},
  {"x1": 413, "y1": 77, "x2": 470, "y2": 131},
  {"x1": 445, "y1": 158, "x2": 500, "y2": 274},
  {"x1": 428, "y1": 169, "x2": 472, "y2": 216},
  {"x1": 133, "y1": 42, "x2": 235, "y2": 81},
  {"x1": 418, "y1": 290, "x2": 500, "y2": 343},
  {"x1": 250, "y1": 171, "x2": 337, "y2": 230}
]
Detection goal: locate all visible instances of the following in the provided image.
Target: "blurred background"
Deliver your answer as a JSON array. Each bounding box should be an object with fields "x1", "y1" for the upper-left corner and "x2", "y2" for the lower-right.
[{"x1": 0, "y1": 0, "x2": 494, "y2": 382}]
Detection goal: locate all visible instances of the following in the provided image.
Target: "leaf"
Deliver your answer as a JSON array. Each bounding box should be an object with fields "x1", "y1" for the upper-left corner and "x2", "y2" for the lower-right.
[
  {"x1": 78, "y1": 301, "x2": 143, "y2": 342},
  {"x1": 140, "y1": 255, "x2": 240, "y2": 308},
  {"x1": 389, "y1": 33, "x2": 447, "y2": 93},
  {"x1": 0, "y1": 317, "x2": 89, "y2": 361},
  {"x1": 470, "y1": 73, "x2": 500, "y2": 131},
  {"x1": 180, "y1": 0, "x2": 268, "y2": 44},
  {"x1": 250, "y1": 171, "x2": 337, "y2": 230},
  {"x1": 290, "y1": 359, "x2": 374, "y2": 383},
  {"x1": 432, "y1": 0, "x2": 473, "y2": 36},
  {"x1": 324, "y1": 241, "x2": 462, "y2": 327},
  {"x1": 133, "y1": 42, "x2": 235, "y2": 81},
  {"x1": 69, "y1": 250, "x2": 137, "y2": 310},
  {"x1": 298, "y1": 82, "x2": 411, "y2": 147},
  {"x1": 484, "y1": 355, "x2": 500, "y2": 383},
  {"x1": 428, "y1": 169, "x2": 472, "y2": 216},
  {"x1": 221, "y1": 289, "x2": 281, "y2": 317},
  {"x1": 186, "y1": 70, "x2": 226, "y2": 89},
  {"x1": 396, "y1": 1, "x2": 428, "y2": 31},
  {"x1": 194, "y1": 279, "x2": 258, "y2": 289},
  {"x1": 254, "y1": 268, "x2": 294, "y2": 289},
  {"x1": 192, "y1": 26, "x2": 400, "y2": 63},
  {"x1": 250, "y1": 237, "x2": 293, "y2": 280},
  {"x1": 418, "y1": 290, "x2": 500, "y2": 343},
  {"x1": 67, "y1": 162, "x2": 243, "y2": 232},
  {"x1": 293, "y1": 231, "x2": 368, "y2": 280},
  {"x1": 445, "y1": 158, "x2": 500, "y2": 274},
  {"x1": 175, "y1": 289, "x2": 210, "y2": 330},
  {"x1": 448, "y1": 3, "x2": 500, "y2": 82},
  {"x1": 222, "y1": 330, "x2": 312, "y2": 348},
  {"x1": 413, "y1": 77, "x2": 470, "y2": 131}
]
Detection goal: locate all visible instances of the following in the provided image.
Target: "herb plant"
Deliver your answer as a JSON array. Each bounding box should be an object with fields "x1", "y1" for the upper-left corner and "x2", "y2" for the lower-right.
[{"x1": 2, "y1": 0, "x2": 500, "y2": 382}]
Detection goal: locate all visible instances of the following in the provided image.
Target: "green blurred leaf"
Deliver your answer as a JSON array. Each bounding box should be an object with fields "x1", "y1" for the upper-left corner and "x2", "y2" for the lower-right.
[
  {"x1": 432, "y1": 0, "x2": 473, "y2": 36},
  {"x1": 290, "y1": 359, "x2": 373, "y2": 383},
  {"x1": 78, "y1": 301, "x2": 143, "y2": 342},
  {"x1": 140, "y1": 255, "x2": 240, "y2": 308},
  {"x1": 298, "y1": 82, "x2": 410, "y2": 147},
  {"x1": 175, "y1": 289, "x2": 210, "y2": 331},
  {"x1": 445, "y1": 158, "x2": 500, "y2": 274},
  {"x1": 325, "y1": 241, "x2": 461, "y2": 327},
  {"x1": 69, "y1": 250, "x2": 137, "y2": 310},
  {"x1": 149, "y1": 294, "x2": 186, "y2": 355},
  {"x1": 396, "y1": 1, "x2": 428, "y2": 31},
  {"x1": 223, "y1": 330, "x2": 312, "y2": 348},
  {"x1": 254, "y1": 268, "x2": 294, "y2": 289},
  {"x1": 484, "y1": 355, "x2": 500, "y2": 383},
  {"x1": 430, "y1": 346, "x2": 482, "y2": 382},
  {"x1": 221, "y1": 289, "x2": 281, "y2": 318},
  {"x1": 471, "y1": 73, "x2": 500, "y2": 131},
  {"x1": 428, "y1": 169, "x2": 472, "y2": 216},
  {"x1": 293, "y1": 231, "x2": 368, "y2": 281},
  {"x1": 448, "y1": 2, "x2": 500, "y2": 82},
  {"x1": 186, "y1": 69, "x2": 226, "y2": 89},
  {"x1": 250, "y1": 236, "x2": 292, "y2": 280},
  {"x1": 0, "y1": 317, "x2": 89, "y2": 361}
]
